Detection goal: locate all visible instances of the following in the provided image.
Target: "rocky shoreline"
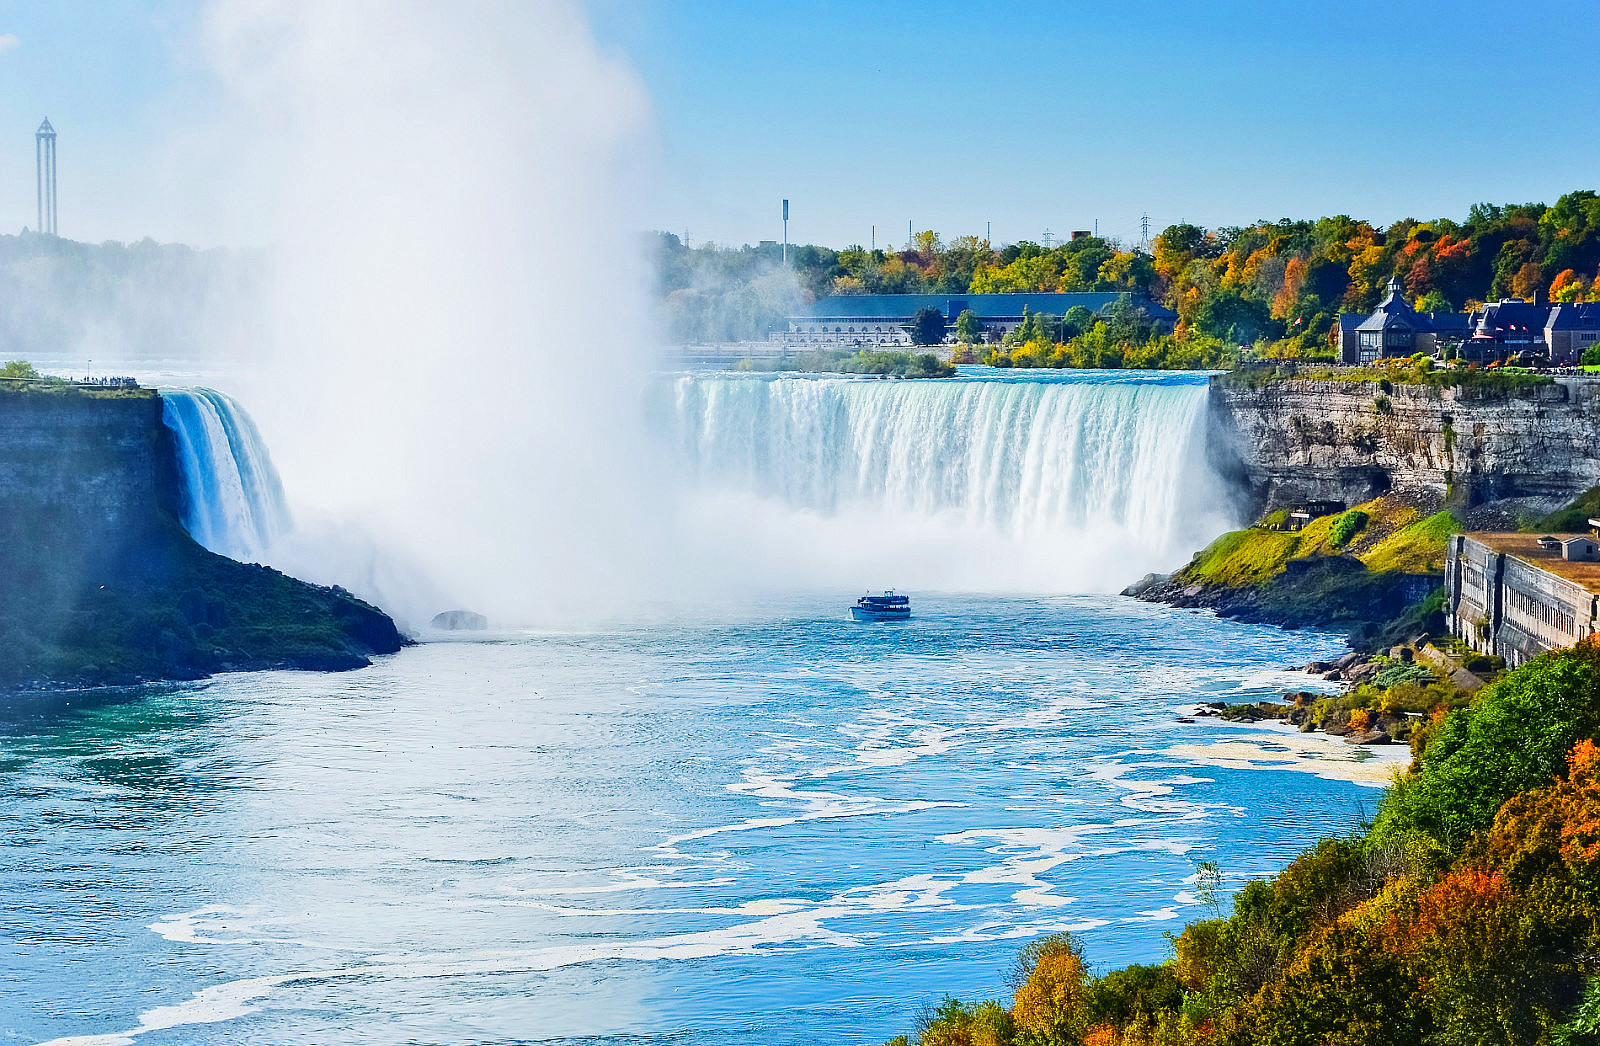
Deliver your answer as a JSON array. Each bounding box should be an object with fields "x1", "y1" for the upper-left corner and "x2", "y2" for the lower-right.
[
  {"x1": 1180, "y1": 639, "x2": 1496, "y2": 753},
  {"x1": 1124, "y1": 558, "x2": 1438, "y2": 649}
]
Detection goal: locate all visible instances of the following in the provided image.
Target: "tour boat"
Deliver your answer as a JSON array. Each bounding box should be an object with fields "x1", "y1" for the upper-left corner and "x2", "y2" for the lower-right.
[{"x1": 850, "y1": 591, "x2": 911, "y2": 621}]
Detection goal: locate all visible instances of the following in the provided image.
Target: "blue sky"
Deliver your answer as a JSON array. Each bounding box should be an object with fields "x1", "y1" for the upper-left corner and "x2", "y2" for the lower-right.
[{"x1": 1, "y1": 1, "x2": 1596, "y2": 248}]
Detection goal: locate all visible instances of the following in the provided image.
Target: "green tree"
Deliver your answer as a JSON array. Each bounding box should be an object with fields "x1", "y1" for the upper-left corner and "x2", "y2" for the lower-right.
[
  {"x1": 910, "y1": 307, "x2": 948, "y2": 346},
  {"x1": 954, "y1": 308, "x2": 982, "y2": 344},
  {"x1": 1193, "y1": 291, "x2": 1274, "y2": 344},
  {"x1": 1062, "y1": 305, "x2": 1096, "y2": 340},
  {"x1": 1415, "y1": 290, "x2": 1454, "y2": 313},
  {"x1": 1374, "y1": 643, "x2": 1600, "y2": 848},
  {"x1": 1, "y1": 360, "x2": 42, "y2": 391}
]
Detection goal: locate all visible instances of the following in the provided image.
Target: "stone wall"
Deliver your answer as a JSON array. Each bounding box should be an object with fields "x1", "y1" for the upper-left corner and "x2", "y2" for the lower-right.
[
  {"x1": 0, "y1": 392, "x2": 180, "y2": 548},
  {"x1": 1209, "y1": 376, "x2": 1600, "y2": 514}
]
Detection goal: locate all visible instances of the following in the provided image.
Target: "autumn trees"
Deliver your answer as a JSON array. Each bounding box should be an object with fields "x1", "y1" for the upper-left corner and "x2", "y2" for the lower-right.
[{"x1": 650, "y1": 190, "x2": 1600, "y2": 357}]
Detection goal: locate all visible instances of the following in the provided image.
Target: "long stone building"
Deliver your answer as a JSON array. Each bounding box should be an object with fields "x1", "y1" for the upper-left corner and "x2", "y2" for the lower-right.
[
  {"x1": 774, "y1": 292, "x2": 1176, "y2": 346},
  {"x1": 1446, "y1": 532, "x2": 1600, "y2": 667}
]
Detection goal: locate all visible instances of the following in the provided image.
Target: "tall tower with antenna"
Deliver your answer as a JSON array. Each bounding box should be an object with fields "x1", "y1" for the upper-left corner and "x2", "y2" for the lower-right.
[
  {"x1": 36, "y1": 118, "x2": 57, "y2": 237},
  {"x1": 781, "y1": 199, "x2": 789, "y2": 263}
]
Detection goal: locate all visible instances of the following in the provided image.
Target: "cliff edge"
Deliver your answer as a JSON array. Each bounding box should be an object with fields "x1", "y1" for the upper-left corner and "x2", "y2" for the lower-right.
[
  {"x1": 1209, "y1": 370, "x2": 1600, "y2": 514},
  {"x1": 0, "y1": 386, "x2": 407, "y2": 689}
]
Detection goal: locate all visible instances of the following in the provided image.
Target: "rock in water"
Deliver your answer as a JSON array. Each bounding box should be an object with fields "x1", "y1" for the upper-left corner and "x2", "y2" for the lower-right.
[{"x1": 431, "y1": 610, "x2": 488, "y2": 631}]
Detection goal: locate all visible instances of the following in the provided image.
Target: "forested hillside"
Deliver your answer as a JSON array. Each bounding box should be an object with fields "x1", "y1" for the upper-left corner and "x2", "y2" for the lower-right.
[{"x1": 652, "y1": 191, "x2": 1600, "y2": 354}]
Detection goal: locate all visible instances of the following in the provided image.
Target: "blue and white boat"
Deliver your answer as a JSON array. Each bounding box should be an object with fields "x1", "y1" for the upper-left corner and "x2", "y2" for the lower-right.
[{"x1": 850, "y1": 591, "x2": 910, "y2": 621}]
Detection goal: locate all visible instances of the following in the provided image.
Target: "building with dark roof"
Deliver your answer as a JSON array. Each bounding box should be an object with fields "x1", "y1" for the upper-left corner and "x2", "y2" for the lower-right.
[
  {"x1": 775, "y1": 292, "x2": 1176, "y2": 347},
  {"x1": 1547, "y1": 303, "x2": 1600, "y2": 361},
  {"x1": 1337, "y1": 276, "x2": 1472, "y2": 364},
  {"x1": 1459, "y1": 298, "x2": 1600, "y2": 364},
  {"x1": 1338, "y1": 274, "x2": 1600, "y2": 366}
]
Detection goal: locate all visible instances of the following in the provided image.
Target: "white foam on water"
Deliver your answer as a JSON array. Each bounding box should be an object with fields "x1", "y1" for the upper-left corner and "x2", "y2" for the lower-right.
[
  {"x1": 33, "y1": 975, "x2": 289, "y2": 1046},
  {"x1": 148, "y1": 905, "x2": 317, "y2": 947}
]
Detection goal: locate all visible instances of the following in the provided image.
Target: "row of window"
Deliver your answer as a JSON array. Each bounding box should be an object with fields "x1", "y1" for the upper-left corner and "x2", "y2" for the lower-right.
[{"x1": 1505, "y1": 587, "x2": 1577, "y2": 637}]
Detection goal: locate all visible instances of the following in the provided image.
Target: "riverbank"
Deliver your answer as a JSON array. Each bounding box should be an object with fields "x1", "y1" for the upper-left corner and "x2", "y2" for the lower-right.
[
  {"x1": 1124, "y1": 490, "x2": 1449, "y2": 649},
  {"x1": 897, "y1": 633, "x2": 1600, "y2": 1045}
]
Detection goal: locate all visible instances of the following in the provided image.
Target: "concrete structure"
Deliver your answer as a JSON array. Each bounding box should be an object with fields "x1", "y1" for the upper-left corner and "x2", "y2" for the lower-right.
[
  {"x1": 35, "y1": 118, "x2": 56, "y2": 237},
  {"x1": 1447, "y1": 532, "x2": 1600, "y2": 667},
  {"x1": 776, "y1": 292, "x2": 1177, "y2": 347}
]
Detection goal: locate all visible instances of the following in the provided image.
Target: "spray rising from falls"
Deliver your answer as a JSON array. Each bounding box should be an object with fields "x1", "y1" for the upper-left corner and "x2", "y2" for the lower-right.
[
  {"x1": 656, "y1": 371, "x2": 1237, "y2": 594},
  {"x1": 161, "y1": 388, "x2": 291, "y2": 564},
  {"x1": 160, "y1": 387, "x2": 453, "y2": 630}
]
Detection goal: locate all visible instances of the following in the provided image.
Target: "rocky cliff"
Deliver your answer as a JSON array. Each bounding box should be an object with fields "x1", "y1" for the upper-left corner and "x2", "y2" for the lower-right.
[
  {"x1": 0, "y1": 387, "x2": 407, "y2": 689},
  {"x1": 0, "y1": 392, "x2": 180, "y2": 542},
  {"x1": 1209, "y1": 374, "x2": 1600, "y2": 515}
]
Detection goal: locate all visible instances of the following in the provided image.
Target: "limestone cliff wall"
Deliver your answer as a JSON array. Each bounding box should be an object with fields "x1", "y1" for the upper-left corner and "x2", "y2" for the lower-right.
[
  {"x1": 1209, "y1": 376, "x2": 1600, "y2": 513},
  {"x1": 0, "y1": 393, "x2": 181, "y2": 546}
]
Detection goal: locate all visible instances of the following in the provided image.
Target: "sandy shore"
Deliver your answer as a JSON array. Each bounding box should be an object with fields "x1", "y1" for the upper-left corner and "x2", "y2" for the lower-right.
[{"x1": 1165, "y1": 718, "x2": 1409, "y2": 788}]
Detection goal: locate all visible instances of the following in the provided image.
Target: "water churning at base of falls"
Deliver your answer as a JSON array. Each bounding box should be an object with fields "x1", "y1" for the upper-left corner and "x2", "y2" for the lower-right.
[
  {"x1": 1, "y1": 371, "x2": 1385, "y2": 1046},
  {"x1": 654, "y1": 369, "x2": 1234, "y2": 594}
]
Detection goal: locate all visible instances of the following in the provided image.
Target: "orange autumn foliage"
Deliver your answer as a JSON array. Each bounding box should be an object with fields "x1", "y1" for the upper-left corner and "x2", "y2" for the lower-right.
[
  {"x1": 1559, "y1": 740, "x2": 1600, "y2": 862},
  {"x1": 1411, "y1": 867, "x2": 1515, "y2": 945},
  {"x1": 1487, "y1": 738, "x2": 1600, "y2": 887},
  {"x1": 1272, "y1": 256, "x2": 1307, "y2": 318},
  {"x1": 1012, "y1": 950, "x2": 1091, "y2": 1043}
]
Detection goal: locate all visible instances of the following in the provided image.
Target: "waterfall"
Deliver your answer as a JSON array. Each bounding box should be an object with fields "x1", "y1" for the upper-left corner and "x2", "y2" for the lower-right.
[
  {"x1": 653, "y1": 370, "x2": 1234, "y2": 593},
  {"x1": 160, "y1": 388, "x2": 292, "y2": 563},
  {"x1": 154, "y1": 372, "x2": 1234, "y2": 611}
]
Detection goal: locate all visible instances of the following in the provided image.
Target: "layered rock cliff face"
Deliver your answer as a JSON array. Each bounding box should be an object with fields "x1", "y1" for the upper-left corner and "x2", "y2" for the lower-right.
[
  {"x1": 0, "y1": 389, "x2": 406, "y2": 689},
  {"x1": 1208, "y1": 376, "x2": 1600, "y2": 515}
]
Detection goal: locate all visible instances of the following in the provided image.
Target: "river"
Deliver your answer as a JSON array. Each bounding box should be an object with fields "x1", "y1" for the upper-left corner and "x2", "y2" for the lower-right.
[{"x1": 0, "y1": 592, "x2": 1392, "y2": 1045}]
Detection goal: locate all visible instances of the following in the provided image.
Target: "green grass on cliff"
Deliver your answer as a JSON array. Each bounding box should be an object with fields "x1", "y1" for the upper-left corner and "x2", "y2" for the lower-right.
[
  {"x1": 1181, "y1": 496, "x2": 1459, "y2": 588},
  {"x1": 1361, "y1": 509, "x2": 1458, "y2": 573},
  {"x1": 1532, "y1": 487, "x2": 1600, "y2": 533},
  {"x1": 1223, "y1": 363, "x2": 1553, "y2": 393}
]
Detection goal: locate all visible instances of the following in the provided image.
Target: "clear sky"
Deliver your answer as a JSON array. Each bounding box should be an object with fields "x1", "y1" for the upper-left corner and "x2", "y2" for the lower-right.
[{"x1": 1, "y1": 0, "x2": 1596, "y2": 249}]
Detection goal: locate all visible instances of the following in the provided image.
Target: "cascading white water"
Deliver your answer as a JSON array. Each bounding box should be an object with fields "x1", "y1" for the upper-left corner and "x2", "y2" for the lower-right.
[
  {"x1": 654, "y1": 370, "x2": 1236, "y2": 595},
  {"x1": 156, "y1": 371, "x2": 1234, "y2": 612},
  {"x1": 160, "y1": 388, "x2": 291, "y2": 564}
]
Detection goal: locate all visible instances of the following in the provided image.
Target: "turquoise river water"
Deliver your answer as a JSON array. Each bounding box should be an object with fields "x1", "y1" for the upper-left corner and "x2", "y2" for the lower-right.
[{"x1": 0, "y1": 594, "x2": 1383, "y2": 1045}]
